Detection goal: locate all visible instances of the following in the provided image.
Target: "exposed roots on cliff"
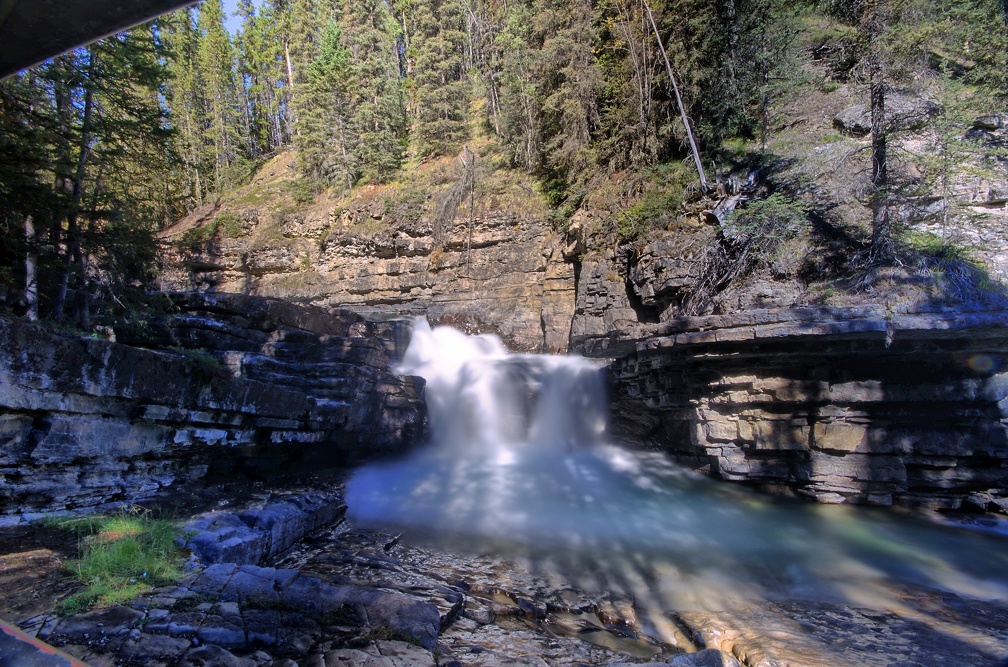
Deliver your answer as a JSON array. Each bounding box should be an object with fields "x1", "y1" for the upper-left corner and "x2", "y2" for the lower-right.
[{"x1": 682, "y1": 193, "x2": 809, "y2": 315}]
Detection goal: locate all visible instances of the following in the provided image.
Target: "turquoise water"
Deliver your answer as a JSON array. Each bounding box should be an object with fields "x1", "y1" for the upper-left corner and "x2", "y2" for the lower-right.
[{"x1": 346, "y1": 320, "x2": 1008, "y2": 612}]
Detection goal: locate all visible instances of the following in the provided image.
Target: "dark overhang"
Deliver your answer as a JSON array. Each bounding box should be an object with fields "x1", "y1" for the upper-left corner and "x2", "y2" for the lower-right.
[{"x1": 0, "y1": 0, "x2": 200, "y2": 78}]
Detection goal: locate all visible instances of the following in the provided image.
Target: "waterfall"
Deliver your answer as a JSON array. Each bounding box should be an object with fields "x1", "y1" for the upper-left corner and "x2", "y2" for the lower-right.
[
  {"x1": 396, "y1": 318, "x2": 607, "y2": 452},
  {"x1": 345, "y1": 319, "x2": 1008, "y2": 611}
]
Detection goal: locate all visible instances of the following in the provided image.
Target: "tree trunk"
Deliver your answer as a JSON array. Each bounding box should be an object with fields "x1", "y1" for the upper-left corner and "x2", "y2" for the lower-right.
[
  {"x1": 866, "y1": 0, "x2": 892, "y2": 261},
  {"x1": 24, "y1": 215, "x2": 38, "y2": 321},
  {"x1": 870, "y1": 81, "x2": 889, "y2": 255},
  {"x1": 643, "y1": 0, "x2": 708, "y2": 192},
  {"x1": 54, "y1": 48, "x2": 96, "y2": 322}
]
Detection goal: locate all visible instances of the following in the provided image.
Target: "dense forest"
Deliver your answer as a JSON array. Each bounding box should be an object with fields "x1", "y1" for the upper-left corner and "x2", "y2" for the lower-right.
[{"x1": 0, "y1": 0, "x2": 1006, "y2": 327}]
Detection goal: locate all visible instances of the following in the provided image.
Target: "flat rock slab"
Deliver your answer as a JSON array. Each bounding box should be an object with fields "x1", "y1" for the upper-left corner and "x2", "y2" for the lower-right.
[
  {"x1": 319, "y1": 640, "x2": 436, "y2": 667},
  {"x1": 37, "y1": 563, "x2": 440, "y2": 666},
  {"x1": 181, "y1": 491, "x2": 348, "y2": 566},
  {"x1": 677, "y1": 596, "x2": 1008, "y2": 667}
]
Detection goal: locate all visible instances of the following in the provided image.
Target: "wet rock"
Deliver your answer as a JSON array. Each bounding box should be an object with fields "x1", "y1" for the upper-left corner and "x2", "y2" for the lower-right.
[
  {"x1": 668, "y1": 649, "x2": 742, "y2": 667},
  {"x1": 463, "y1": 604, "x2": 495, "y2": 625},
  {"x1": 50, "y1": 606, "x2": 144, "y2": 642},
  {"x1": 182, "y1": 492, "x2": 347, "y2": 566},
  {"x1": 179, "y1": 644, "x2": 259, "y2": 667},
  {"x1": 117, "y1": 633, "x2": 194, "y2": 663},
  {"x1": 322, "y1": 640, "x2": 435, "y2": 667}
]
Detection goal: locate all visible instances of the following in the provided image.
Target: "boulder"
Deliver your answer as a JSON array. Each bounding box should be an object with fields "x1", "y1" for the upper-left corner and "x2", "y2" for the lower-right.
[{"x1": 834, "y1": 90, "x2": 942, "y2": 136}]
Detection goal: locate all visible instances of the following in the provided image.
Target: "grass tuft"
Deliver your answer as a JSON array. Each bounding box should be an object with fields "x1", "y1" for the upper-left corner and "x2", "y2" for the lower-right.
[{"x1": 40, "y1": 509, "x2": 186, "y2": 616}]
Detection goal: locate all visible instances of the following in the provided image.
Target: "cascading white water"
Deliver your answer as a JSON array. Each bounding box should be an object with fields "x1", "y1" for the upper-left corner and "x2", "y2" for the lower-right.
[
  {"x1": 396, "y1": 318, "x2": 607, "y2": 452},
  {"x1": 346, "y1": 319, "x2": 1008, "y2": 612}
]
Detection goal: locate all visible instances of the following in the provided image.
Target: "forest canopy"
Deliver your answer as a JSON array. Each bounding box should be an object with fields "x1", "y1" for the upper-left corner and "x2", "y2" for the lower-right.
[{"x1": 0, "y1": 0, "x2": 1005, "y2": 326}]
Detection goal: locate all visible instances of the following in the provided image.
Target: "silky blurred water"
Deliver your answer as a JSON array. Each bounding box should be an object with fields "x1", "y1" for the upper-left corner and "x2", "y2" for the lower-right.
[{"x1": 346, "y1": 319, "x2": 1008, "y2": 612}]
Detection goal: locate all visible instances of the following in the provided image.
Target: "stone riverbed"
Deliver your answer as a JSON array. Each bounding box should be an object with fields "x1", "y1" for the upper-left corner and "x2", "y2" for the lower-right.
[{"x1": 8, "y1": 483, "x2": 1007, "y2": 667}]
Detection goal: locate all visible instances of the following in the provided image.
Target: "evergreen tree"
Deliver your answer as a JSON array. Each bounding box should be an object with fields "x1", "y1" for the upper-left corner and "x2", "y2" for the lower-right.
[
  {"x1": 596, "y1": 0, "x2": 663, "y2": 171},
  {"x1": 0, "y1": 73, "x2": 58, "y2": 320},
  {"x1": 162, "y1": 7, "x2": 208, "y2": 209},
  {"x1": 405, "y1": 0, "x2": 470, "y2": 157},
  {"x1": 340, "y1": 0, "x2": 407, "y2": 183},
  {"x1": 235, "y1": 0, "x2": 290, "y2": 155},
  {"x1": 196, "y1": 0, "x2": 246, "y2": 192},
  {"x1": 536, "y1": 0, "x2": 603, "y2": 183},
  {"x1": 655, "y1": 0, "x2": 800, "y2": 149},
  {"x1": 0, "y1": 24, "x2": 172, "y2": 325},
  {"x1": 294, "y1": 20, "x2": 356, "y2": 189}
]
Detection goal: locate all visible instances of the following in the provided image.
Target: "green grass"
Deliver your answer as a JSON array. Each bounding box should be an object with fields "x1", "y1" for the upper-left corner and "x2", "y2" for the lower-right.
[
  {"x1": 41, "y1": 510, "x2": 186, "y2": 616},
  {"x1": 216, "y1": 212, "x2": 246, "y2": 238}
]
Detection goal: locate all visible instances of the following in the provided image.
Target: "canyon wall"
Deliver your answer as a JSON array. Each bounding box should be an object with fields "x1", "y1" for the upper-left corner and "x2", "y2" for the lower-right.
[
  {"x1": 574, "y1": 306, "x2": 1008, "y2": 513},
  {"x1": 0, "y1": 294, "x2": 425, "y2": 517},
  {"x1": 162, "y1": 207, "x2": 575, "y2": 354}
]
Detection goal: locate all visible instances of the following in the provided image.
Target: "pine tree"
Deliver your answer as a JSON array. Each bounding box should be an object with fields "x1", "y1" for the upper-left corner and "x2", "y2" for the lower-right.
[
  {"x1": 536, "y1": 0, "x2": 603, "y2": 183},
  {"x1": 405, "y1": 0, "x2": 470, "y2": 157},
  {"x1": 162, "y1": 7, "x2": 208, "y2": 209},
  {"x1": 0, "y1": 25, "x2": 172, "y2": 325},
  {"x1": 235, "y1": 0, "x2": 290, "y2": 155},
  {"x1": 294, "y1": 20, "x2": 356, "y2": 189},
  {"x1": 0, "y1": 73, "x2": 58, "y2": 320},
  {"x1": 340, "y1": 0, "x2": 407, "y2": 183},
  {"x1": 196, "y1": 0, "x2": 246, "y2": 193}
]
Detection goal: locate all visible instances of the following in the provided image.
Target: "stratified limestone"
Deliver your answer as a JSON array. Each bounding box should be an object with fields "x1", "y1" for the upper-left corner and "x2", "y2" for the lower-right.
[
  {"x1": 162, "y1": 210, "x2": 576, "y2": 354},
  {"x1": 0, "y1": 294, "x2": 426, "y2": 517},
  {"x1": 573, "y1": 305, "x2": 1008, "y2": 512}
]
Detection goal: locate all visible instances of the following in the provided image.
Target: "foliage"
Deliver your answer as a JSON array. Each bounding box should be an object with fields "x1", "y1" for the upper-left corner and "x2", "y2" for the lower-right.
[
  {"x1": 178, "y1": 221, "x2": 218, "y2": 250},
  {"x1": 683, "y1": 193, "x2": 810, "y2": 314},
  {"x1": 41, "y1": 510, "x2": 185, "y2": 616},
  {"x1": 615, "y1": 161, "x2": 694, "y2": 242},
  {"x1": 904, "y1": 232, "x2": 1008, "y2": 306},
  {"x1": 383, "y1": 187, "x2": 430, "y2": 226},
  {"x1": 289, "y1": 178, "x2": 318, "y2": 204},
  {"x1": 293, "y1": 21, "x2": 355, "y2": 190},
  {"x1": 0, "y1": 24, "x2": 171, "y2": 327},
  {"x1": 401, "y1": 0, "x2": 471, "y2": 158},
  {"x1": 216, "y1": 212, "x2": 246, "y2": 238},
  {"x1": 2, "y1": 0, "x2": 1005, "y2": 317}
]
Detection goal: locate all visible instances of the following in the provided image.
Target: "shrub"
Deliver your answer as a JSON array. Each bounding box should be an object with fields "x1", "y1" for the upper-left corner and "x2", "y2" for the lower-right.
[
  {"x1": 289, "y1": 178, "x2": 318, "y2": 204},
  {"x1": 383, "y1": 187, "x2": 430, "y2": 226},
  {"x1": 683, "y1": 193, "x2": 810, "y2": 314},
  {"x1": 615, "y1": 161, "x2": 693, "y2": 242},
  {"x1": 178, "y1": 221, "x2": 217, "y2": 251},
  {"x1": 216, "y1": 212, "x2": 246, "y2": 238}
]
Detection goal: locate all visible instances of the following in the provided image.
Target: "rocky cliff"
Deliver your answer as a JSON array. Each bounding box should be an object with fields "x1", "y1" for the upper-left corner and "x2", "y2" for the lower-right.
[
  {"x1": 160, "y1": 164, "x2": 575, "y2": 354},
  {"x1": 573, "y1": 305, "x2": 1008, "y2": 513},
  {"x1": 0, "y1": 293, "x2": 425, "y2": 517}
]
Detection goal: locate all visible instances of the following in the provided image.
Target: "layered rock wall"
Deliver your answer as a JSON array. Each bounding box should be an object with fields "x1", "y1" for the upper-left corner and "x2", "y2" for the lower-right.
[
  {"x1": 0, "y1": 294, "x2": 425, "y2": 517},
  {"x1": 576, "y1": 307, "x2": 1008, "y2": 512},
  {"x1": 164, "y1": 210, "x2": 576, "y2": 353}
]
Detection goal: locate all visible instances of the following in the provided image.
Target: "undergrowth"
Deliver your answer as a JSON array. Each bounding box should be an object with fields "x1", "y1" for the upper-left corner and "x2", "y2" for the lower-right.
[
  {"x1": 905, "y1": 232, "x2": 1008, "y2": 306},
  {"x1": 39, "y1": 509, "x2": 185, "y2": 616},
  {"x1": 683, "y1": 192, "x2": 810, "y2": 314},
  {"x1": 615, "y1": 161, "x2": 695, "y2": 242}
]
